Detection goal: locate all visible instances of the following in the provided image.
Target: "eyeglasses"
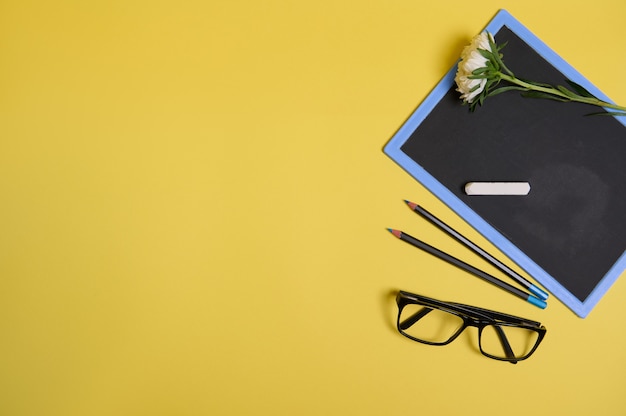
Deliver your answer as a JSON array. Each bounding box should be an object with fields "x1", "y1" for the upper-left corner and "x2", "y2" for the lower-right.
[{"x1": 396, "y1": 290, "x2": 546, "y2": 364}]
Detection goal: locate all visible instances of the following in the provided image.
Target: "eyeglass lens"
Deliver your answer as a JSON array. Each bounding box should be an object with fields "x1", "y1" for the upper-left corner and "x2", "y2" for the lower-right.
[
  {"x1": 399, "y1": 304, "x2": 464, "y2": 344},
  {"x1": 480, "y1": 324, "x2": 539, "y2": 359}
]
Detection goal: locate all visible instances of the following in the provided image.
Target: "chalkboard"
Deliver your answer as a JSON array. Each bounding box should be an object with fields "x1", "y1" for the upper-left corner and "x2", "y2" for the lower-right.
[{"x1": 384, "y1": 10, "x2": 626, "y2": 317}]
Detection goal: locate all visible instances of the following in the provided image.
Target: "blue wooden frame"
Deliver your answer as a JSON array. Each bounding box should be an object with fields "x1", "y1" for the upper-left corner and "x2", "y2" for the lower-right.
[{"x1": 383, "y1": 9, "x2": 626, "y2": 318}]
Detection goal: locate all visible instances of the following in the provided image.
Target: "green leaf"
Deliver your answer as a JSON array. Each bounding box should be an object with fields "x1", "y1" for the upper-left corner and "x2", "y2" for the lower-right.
[
  {"x1": 487, "y1": 86, "x2": 528, "y2": 97},
  {"x1": 468, "y1": 74, "x2": 491, "y2": 80},
  {"x1": 487, "y1": 35, "x2": 500, "y2": 53},
  {"x1": 517, "y1": 77, "x2": 553, "y2": 89},
  {"x1": 479, "y1": 48, "x2": 501, "y2": 72},
  {"x1": 585, "y1": 111, "x2": 626, "y2": 117},
  {"x1": 488, "y1": 44, "x2": 507, "y2": 71},
  {"x1": 478, "y1": 48, "x2": 494, "y2": 61},
  {"x1": 556, "y1": 85, "x2": 579, "y2": 98},
  {"x1": 483, "y1": 78, "x2": 500, "y2": 95},
  {"x1": 566, "y1": 79, "x2": 597, "y2": 99},
  {"x1": 521, "y1": 91, "x2": 570, "y2": 102}
]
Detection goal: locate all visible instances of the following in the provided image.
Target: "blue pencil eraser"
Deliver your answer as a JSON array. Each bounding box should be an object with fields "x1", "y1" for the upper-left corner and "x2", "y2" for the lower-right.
[
  {"x1": 529, "y1": 284, "x2": 549, "y2": 301},
  {"x1": 527, "y1": 295, "x2": 547, "y2": 309}
]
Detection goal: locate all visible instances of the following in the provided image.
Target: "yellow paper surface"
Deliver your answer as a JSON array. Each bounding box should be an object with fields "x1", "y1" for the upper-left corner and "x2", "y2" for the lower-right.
[{"x1": 1, "y1": 1, "x2": 625, "y2": 414}]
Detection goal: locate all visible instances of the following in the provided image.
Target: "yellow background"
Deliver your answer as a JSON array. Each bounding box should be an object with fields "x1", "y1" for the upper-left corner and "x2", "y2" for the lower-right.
[{"x1": 1, "y1": 1, "x2": 625, "y2": 414}]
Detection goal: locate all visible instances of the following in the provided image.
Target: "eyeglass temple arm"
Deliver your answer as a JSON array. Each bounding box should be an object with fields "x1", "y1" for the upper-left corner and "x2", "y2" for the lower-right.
[
  {"x1": 450, "y1": 302, "x2": 542, "y2": 328},
  {"x1": 399, "y1": 307, "x2": 433, "y2": 331},
  {"x1": 493, "y1": 325, "x2": 518, "y2": 364}
]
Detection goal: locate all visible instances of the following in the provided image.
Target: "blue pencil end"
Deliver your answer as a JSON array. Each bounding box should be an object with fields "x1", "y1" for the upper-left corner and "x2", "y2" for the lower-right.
[
  {"x1": 528, "y1": 284, "x2": 549, "y2": 301},
  {"x1": 527, "y1": 295, "x2": 547, "y2": 309}
]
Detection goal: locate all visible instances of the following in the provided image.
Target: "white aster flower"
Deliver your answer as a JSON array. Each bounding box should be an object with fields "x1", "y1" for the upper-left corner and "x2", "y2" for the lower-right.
[
  {"x1": 452, "y1": 31, "x2": 626, "y2": 115},
  {"x1": 454, "y1": 32, "x2": 493, "y2": 103}
]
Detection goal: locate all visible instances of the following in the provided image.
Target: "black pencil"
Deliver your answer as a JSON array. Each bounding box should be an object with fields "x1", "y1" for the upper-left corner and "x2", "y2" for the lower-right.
[
  {"x1": 404, "y1": 200, "x2": 549, "y2": 301},
  {"x1": 387, "y1": 228, "x2": 546, "y2": 309}
]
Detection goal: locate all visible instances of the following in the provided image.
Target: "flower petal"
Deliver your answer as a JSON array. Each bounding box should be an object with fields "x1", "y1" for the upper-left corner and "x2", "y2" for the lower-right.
[{"x1": 454, "y1": 32, "x2": 494, "y2": 103}]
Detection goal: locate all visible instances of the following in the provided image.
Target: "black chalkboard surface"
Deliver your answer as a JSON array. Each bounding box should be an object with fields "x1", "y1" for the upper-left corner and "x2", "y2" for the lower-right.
[{"x1": 384, "y1": 10, "x2": 626, "y2": 317}]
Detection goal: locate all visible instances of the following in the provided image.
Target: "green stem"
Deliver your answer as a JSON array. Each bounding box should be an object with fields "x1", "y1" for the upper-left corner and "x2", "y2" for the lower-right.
[{"x1": 500, "y1": 74, "x2": 626, "y2": 113}]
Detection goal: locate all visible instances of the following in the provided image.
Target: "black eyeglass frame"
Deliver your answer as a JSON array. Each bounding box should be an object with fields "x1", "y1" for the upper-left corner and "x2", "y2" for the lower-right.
[{"x1": 396, "y1": 290, "x2": 547, "y2": 363}]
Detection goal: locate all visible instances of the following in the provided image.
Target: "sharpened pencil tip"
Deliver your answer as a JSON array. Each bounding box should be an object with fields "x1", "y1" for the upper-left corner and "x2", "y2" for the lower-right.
[
  {"x1": 404, "y1": 200, "x2": 418, "y2": 210},
  {"x1": 387, "y1": 228, "x2": 401, "y2": 238}
]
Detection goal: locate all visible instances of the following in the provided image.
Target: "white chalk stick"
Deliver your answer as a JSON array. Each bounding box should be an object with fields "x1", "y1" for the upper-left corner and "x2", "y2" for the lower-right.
[{"x1": 465, "y1": 182, "x2": 531, "y2": 196}]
